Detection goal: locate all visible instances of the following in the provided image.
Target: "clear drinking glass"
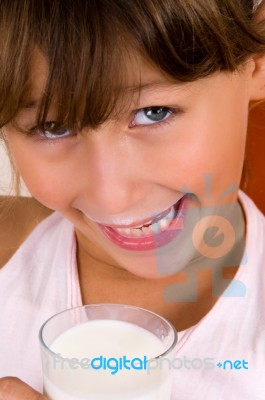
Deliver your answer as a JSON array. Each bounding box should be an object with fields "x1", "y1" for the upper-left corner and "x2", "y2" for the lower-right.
[{"x1": 39, "y1": 304, "x2": 177, "y2": 400}]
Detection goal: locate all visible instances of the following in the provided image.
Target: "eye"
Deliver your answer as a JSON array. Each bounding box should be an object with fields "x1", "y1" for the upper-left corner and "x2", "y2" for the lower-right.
[
  {"x1": 35, "y1": 121, "x2": 74, "y2": 139},
  {"x1": 131, "y1": 107, "x2": 174, "y2": 127}
]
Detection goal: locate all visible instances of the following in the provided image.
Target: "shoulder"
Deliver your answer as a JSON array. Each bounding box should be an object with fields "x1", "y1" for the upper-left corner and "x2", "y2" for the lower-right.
[{"x1": 0, "y1": 196, "x2": 54, "y2": 268}]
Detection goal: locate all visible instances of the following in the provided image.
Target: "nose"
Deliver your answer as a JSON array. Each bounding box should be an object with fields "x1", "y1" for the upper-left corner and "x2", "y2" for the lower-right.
[{"x1": 78, "y1": 127, "x2": 148, "y2": 215}]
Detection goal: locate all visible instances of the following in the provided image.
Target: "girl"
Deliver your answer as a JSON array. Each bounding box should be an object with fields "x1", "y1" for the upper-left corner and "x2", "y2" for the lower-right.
[{"x1": 0, "y1": 0, "x2": 265, "y2": 398}]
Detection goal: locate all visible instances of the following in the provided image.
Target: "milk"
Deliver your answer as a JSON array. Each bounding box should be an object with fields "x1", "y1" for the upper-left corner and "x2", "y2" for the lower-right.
[{"x1": 43, "y1": 320, "x2": 173, "y2": 400}]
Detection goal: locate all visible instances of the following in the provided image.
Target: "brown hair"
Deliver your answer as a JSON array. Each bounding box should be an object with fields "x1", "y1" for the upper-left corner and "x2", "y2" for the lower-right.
[{"x1": 0, "y1": 0, "x2": 265, "y2": 192}]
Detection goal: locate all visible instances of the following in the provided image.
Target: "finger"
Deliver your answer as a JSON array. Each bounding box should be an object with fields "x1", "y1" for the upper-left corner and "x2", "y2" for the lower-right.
[{"x1": 0, "y1": 377, "x2": 47, "y2": 400}]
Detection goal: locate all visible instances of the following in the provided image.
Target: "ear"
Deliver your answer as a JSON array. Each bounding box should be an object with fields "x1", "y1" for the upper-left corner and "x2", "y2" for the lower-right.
[{"x1": 249, "y1": 53, "x2": 265, "y2": 101}]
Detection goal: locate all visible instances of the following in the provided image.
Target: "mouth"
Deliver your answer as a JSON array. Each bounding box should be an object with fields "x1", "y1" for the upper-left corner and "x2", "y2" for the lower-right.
[{"x1": 97, "y1": 195, "x2": 187, "y2": 251}]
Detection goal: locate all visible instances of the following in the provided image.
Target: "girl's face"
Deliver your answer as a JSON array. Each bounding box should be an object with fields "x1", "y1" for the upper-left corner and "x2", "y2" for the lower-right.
[{"x1": 5, "y1": 54, "x2": 256, "y2": 278}]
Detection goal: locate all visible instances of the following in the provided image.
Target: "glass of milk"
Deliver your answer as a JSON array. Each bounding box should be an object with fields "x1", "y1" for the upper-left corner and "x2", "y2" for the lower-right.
[{"x1": 39, "y1": 304, "x2": 177, "y2": 400}]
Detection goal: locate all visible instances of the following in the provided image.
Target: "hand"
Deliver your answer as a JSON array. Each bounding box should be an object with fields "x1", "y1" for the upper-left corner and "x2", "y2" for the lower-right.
[{"x1": 0, "y1": 377, "x2": 47, "y2": 399}]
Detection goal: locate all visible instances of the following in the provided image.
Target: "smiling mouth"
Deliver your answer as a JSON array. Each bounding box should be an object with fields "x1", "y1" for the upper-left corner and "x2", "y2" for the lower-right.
[
  {"x1": 97, "y1": 196, "x2": 187, "y2": 251},
  {"x1": 108, "y1": 205, "x2": 177, "y2": 238}
]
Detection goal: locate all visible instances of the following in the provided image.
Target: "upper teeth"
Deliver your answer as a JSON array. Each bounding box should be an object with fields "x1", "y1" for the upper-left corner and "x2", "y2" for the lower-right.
[{"x1": 115, "y1": 207, "x2": 176, "y2": 238}]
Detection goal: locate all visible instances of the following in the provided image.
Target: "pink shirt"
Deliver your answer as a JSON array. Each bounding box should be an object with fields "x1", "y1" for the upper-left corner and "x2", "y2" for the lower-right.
[{"x1": 0, "y1": 191, "x2": 264, "y2": 399}]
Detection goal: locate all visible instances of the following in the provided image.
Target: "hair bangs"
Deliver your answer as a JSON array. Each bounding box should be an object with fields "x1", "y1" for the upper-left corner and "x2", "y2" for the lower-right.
[
  {"x1": 1, "y1": 0, "x2": 265, "y2": 132},
  {"x1": 0, "y1": 0, "x2": 142, "y2": 131},
  {"x1": 26, "y1": 1, "x2": 140, "y2": 131},
  {"x1": 107, "y1": 0, "x2": 265, "y2": 81}
]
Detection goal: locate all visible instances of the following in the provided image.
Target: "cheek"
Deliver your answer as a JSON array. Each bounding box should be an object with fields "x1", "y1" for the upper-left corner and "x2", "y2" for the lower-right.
[
  {"x1": 8, "y1": 141, "x2": 79, "y2": 211},
  {"x1": 26, "y1": 174, "x2": 71, "y2": 210},
  {"x1": 153, "y1": 103, "x2": 248, "y2": 201},
  {"x1": 22, "y1": 165, "x2": 73, "y2": 210}
]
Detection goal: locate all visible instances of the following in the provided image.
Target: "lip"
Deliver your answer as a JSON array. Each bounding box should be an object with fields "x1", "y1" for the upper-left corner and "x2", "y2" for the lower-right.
[{"x1": 97, "y1": 196, "x2": 187, "y2": 251}]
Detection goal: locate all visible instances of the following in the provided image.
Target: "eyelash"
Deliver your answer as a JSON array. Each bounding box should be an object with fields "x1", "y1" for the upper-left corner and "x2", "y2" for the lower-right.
[{"x1": 27, "y1": 106, "x2": 182, "y2": 142}]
